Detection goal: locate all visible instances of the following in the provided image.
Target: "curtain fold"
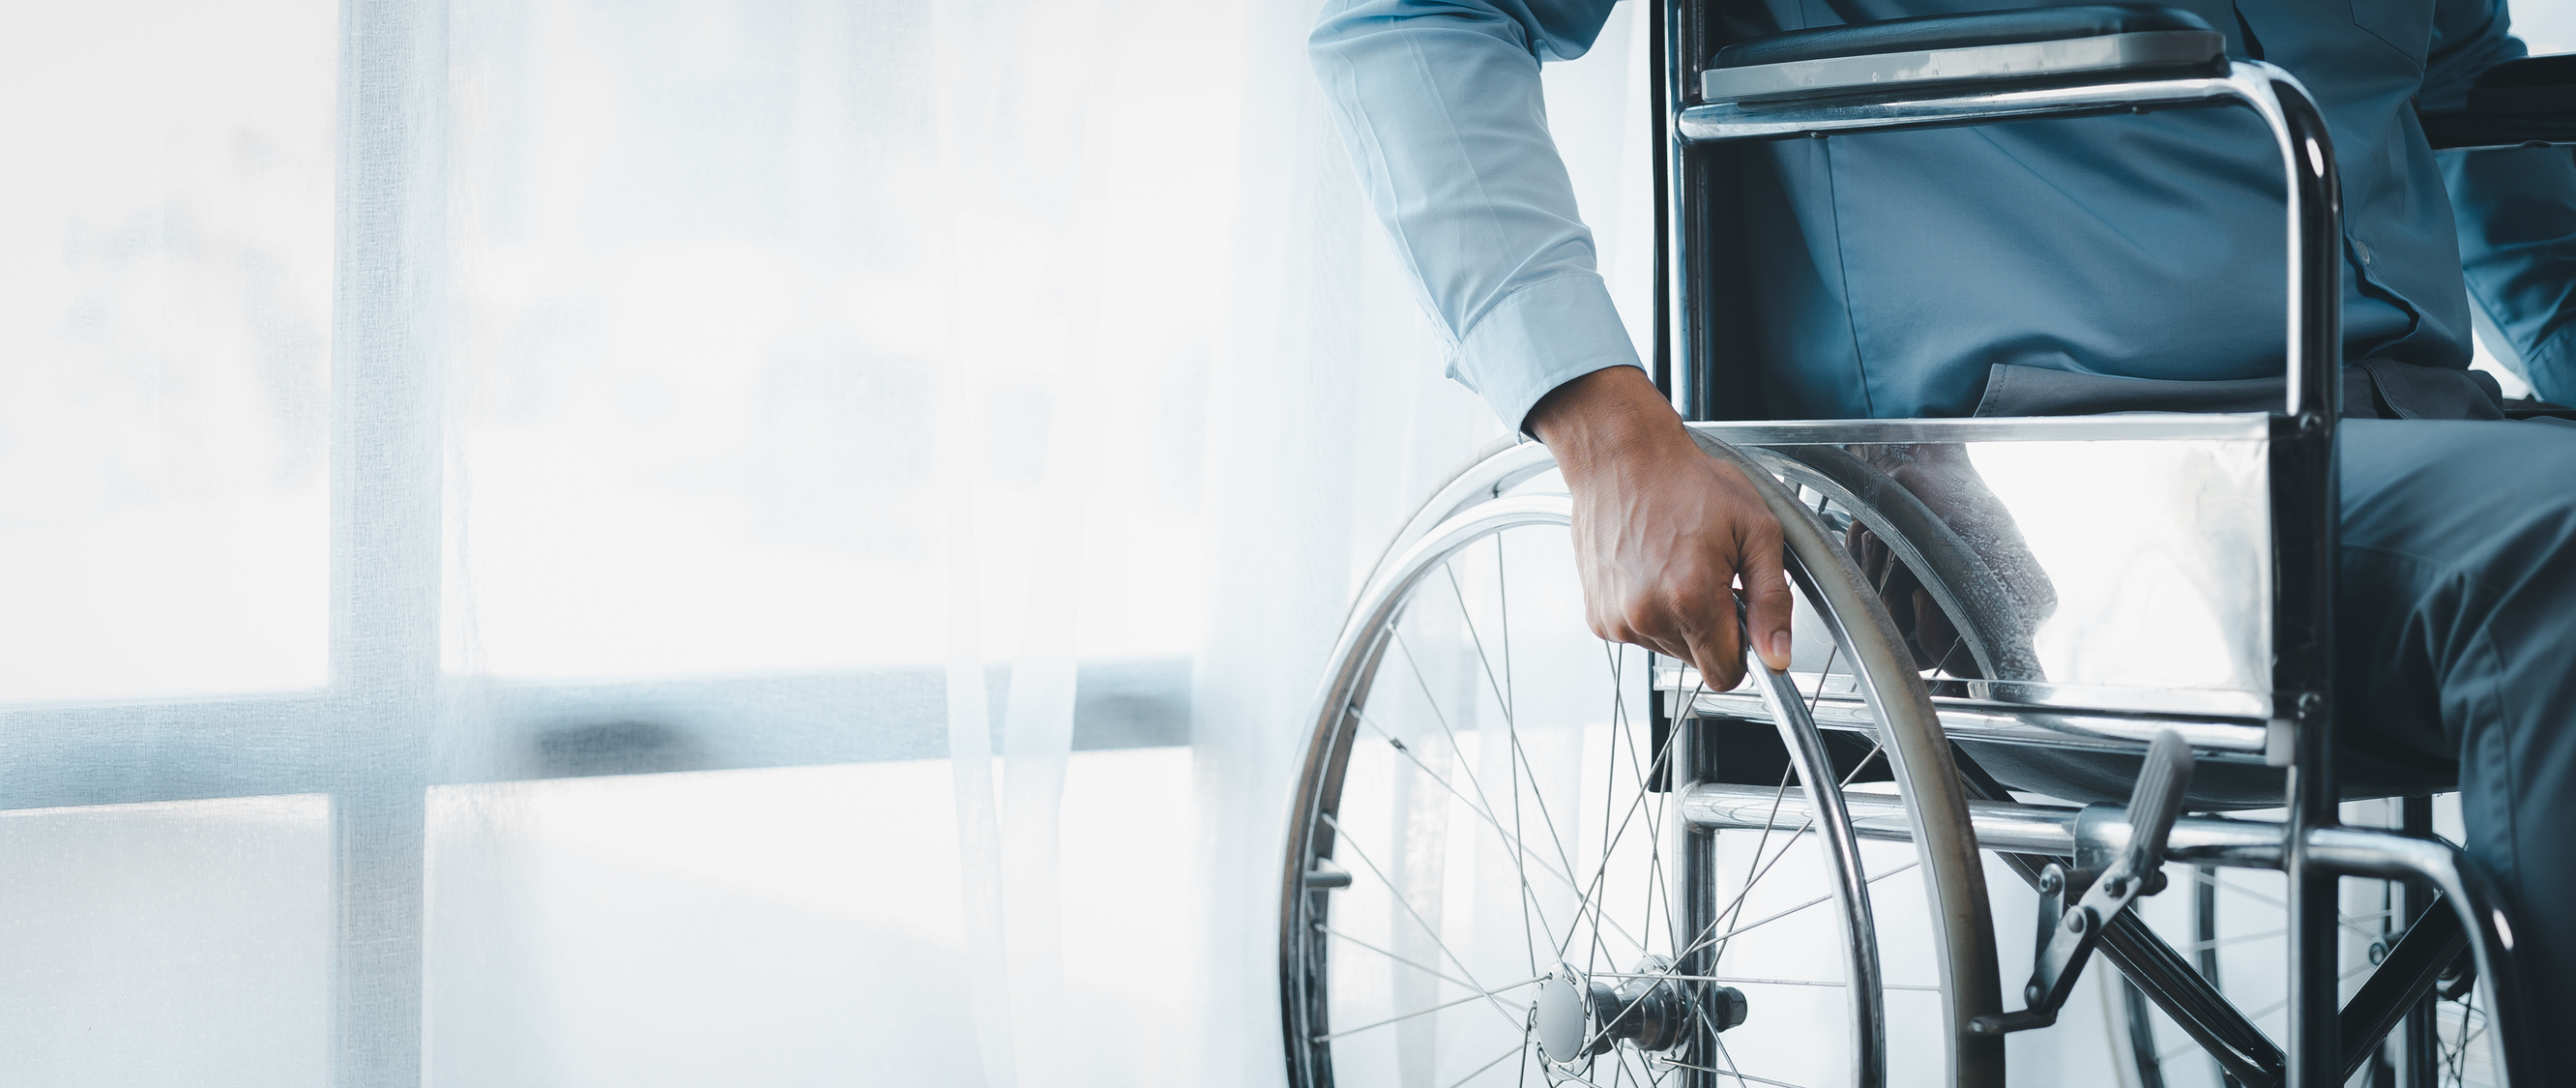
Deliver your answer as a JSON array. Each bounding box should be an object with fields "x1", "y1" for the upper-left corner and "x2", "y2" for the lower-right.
[{"x1": 0, "y1": 0, "x2": 1630, "y2": 1082}]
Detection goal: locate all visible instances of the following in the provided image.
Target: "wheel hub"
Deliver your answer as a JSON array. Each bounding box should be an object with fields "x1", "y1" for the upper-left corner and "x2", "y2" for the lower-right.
[{"x1": 1534, "y1": 957, "x2": 1723, "y2": 1065}]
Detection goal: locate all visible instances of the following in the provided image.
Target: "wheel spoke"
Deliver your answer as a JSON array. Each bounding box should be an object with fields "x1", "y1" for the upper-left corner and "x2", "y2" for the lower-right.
[
  {"x1": 1503, "y1": 714, "x2": 1581, "y2": 883},
  {"x1": 2445, "y1": 990, "x2": 2482, "y2": 1084},
  {"x1": 1658, "y1": 1053, "x2": 1809, "y2": 1088},
  {"x1": 2193, "y1": 868, "x2": 2407, "y2": 940},
  {"x1": 1633, "y1": 664, "x2": 1699, "y2": 953},
  {"x1": 1382, "y1": 629, "x2": 1508, "y2": 835},
  {"x1": 1476, "y1": 541, "x2": 1554, "y2": 983},
  {"x1": 1443, "y1": 565, "x2": 1515, "y2": 728},
  {"x1": 2234, "y1": 958, "x2": 2381, "y2": 1023},
  {"x1": 1807, "y1": 641, "x2": 1840, "y2": 719},
  {"x1": 1701, "y1": 765, "x2": 1797, "y2": 962},
  {"x1": 1311, "y1": 974, "x2": 1547, "y2": 1043},
  {"x1": 1714, "y1": 1033, "x2": 1810, "y2": 1088},
  {"x1": 1559, "y1": 733, "x2": 1681, "y2": 960},
  {"x1": 1591, "y1": 642, "x2": 1630, "y2": 980},
  {"x1": 1686, "y1": 810, "x2": 1818, "y2": 965},
  {"x1": 1625, "y1": 652, "x2": 1671, "y2": 961},
  {"x1": 1711, "y1": 737, "x2": 1884, "y2": 966},
  {"x1": 1383, "y1": 627, "x2": 1566, "y2": 960},
  {"x1": 1590, "y1": 970, "x2": 1934, "y2": 990},
  {"x1": 1495, "y1": 533, "x2": 1517, "y2": 726},
  {"x1": 1441, "y1": 1039, "x2": 1531, "y2": 1088},
  {"x1": 1320, "y1": 812, "x2": 1535, "y2": 1031},
  {"x1": 1490, "y1": 691, "x2": 1588, "y2": 973},
  {"x1": 1698, "y1": 860, "x2": 1919, "y2": 953},
  {"x1": 1544, "y1": 1064, "x2": 1625, "y2": 1088},
  {"x1": 2190, "y1": 927, "x2": 2286, "y2": 952},
  {"x1": 1697, "y1": 742, "x2": 1888, "y2": 966},
  {"x1": 1356, "y1": 708, "x2": 1576, "y2": 889},
  {"x1": 1315, "y1": 925, "x2": 1481, "y2": 992},
  {"x1": 1357, "y1": 702, "x2": 1653, "y2": 963},
  {"x1": 1928, "y1": 630, "x2": 1969, "y2": 680}
]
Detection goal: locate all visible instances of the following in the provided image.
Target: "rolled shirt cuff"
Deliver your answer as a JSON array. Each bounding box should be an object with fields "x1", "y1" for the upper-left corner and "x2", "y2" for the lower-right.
[
  {"x1": 2525, "y1": 323, "x2": 2576, "y2": 405},
  {"x1": 1446, "y1": 273, "x2": 1647, "y2": 433}
]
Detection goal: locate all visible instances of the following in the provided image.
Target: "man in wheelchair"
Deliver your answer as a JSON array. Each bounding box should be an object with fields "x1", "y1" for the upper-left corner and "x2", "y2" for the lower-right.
[{"x1": 1309, "y1": 0, "x2": 2573, "y2": 1081}]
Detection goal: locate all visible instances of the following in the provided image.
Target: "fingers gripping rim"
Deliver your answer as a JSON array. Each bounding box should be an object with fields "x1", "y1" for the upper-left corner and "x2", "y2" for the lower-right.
[{"x1": 1692, "y1": 432, "x2": 2008, "y2": 1088}]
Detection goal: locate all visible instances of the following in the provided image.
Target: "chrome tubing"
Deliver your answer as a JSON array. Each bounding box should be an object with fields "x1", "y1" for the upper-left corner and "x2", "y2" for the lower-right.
[
  {"x1": 1672, "y1": 686, "x2": 2274, "y2": 758},
  {"x1": 1673, "y1": 60, "x2": 2339, "y2": 423},
  {"x1": 2306, "y1": 829, "x2": 2533, "y2": 1086},
  {"x1": 1654, "y1": 0, "x2": 1687, "y2": 417},
  {"x1": 1680, "y1": 784, "x2": 2530, "y2": 1085},
  {"x1": 1745, "y1": 653, "x2": 1887, "y2": 1087},
  {"x1": 1377, "y1": 412, "x2": 2282, "y2": 603},
  {"x1": 1680, "y1": 60, "x2": 2351, "y2": 1083},
  {"x1": 1661, "y1": 707, "x2": 1725, "y2": 1087},
  {"x1": 1310, "y1": 494, "x2": 1572, "y2": 718},
  {"x1": 1378, "y1": 439, "x2": 1559, "y2": 567},
  {"x1": 1677, "y1": 781, "x2": 2278, "y2": 861},
  {"x1": 2264, "y1": 74, "x2": 2348, "y2": 1088}
]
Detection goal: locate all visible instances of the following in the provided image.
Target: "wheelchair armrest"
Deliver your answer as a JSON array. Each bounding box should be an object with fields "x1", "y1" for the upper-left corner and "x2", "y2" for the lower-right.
[
  {"x1": 1702, "y1": 4, "x2": 2225, "y2": 106},
  {"x1": 2419, "y1": 54, "x2": 2576, "y2": 150}
]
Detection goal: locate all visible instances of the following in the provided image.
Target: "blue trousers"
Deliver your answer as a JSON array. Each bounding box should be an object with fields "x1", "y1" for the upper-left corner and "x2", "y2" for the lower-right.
[{"x1": 2333, "y1": 417, "x2": 2576, "y2": 1071}]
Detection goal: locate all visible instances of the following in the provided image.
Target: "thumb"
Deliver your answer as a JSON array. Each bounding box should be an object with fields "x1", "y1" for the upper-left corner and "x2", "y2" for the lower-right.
[{"x1": 1741, "y1": 524, "x2": 1795, "y2": 673}]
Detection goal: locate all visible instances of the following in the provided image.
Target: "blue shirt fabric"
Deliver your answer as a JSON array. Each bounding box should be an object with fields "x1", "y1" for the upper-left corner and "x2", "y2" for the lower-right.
[{"x1": 1308, "y1": 0, "x2": 2576, "y2": 426}]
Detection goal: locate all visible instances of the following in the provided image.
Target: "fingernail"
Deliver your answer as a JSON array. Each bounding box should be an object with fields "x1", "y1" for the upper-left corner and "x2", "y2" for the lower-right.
[{"x1": 1769, "y1": 631, "x2": 1792, "y2": 666}]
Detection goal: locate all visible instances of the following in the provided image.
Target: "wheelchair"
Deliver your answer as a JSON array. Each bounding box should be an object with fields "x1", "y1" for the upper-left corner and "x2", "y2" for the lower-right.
[{"x1": 1278, "y1": 6, "x2": 2576, "y2": 1088}]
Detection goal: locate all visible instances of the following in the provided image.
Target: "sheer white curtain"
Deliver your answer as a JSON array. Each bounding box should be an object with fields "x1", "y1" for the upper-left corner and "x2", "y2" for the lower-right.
[
  {"x1": 1185, "y1": 4, "x2": 1660, "y2": 1085},
  {"x1": 5, "y1": 2, "x2": 1731, "y2": 1086}
]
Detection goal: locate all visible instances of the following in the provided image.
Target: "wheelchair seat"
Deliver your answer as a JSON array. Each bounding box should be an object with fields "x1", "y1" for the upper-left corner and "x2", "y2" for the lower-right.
[
  {"x1": 1717, "y1": 4, "x2": 2212, "y2": 67},
  {"x1": 1701, "y1": 3, "x2": 2224, "y2": 104}
]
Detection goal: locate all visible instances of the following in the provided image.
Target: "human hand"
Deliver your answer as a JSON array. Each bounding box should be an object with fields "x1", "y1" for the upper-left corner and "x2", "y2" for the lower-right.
[{"x1": 1526, "y1": 367, "x2": 1793, "y2": 691}]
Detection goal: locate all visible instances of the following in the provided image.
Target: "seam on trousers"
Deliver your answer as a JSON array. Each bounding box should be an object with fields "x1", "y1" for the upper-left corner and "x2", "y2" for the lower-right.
[
  {"x1": 2461, "y1": 623, "x2": 2524, "y2": 907},
  {"x1": 1818, "y1": 138, "x2": 1876, "y2": 417}
]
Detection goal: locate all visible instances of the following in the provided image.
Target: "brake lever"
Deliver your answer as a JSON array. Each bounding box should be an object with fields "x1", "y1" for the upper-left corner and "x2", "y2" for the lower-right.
[{"x1": 1971, "y1": 729, "x2": 2193, "y2": 1035}]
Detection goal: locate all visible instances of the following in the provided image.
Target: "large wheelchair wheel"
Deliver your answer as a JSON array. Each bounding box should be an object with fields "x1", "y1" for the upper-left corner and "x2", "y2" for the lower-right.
[{"x1": 1279, "y1": 438, "x2": 2004, "y2": 1088}]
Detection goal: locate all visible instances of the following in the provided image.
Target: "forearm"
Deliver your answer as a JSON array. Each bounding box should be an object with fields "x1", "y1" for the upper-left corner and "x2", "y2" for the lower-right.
[
  {"x1": 1308, "y1": 0, "x2": 1642, "y2": 431},
  {"x1": 2444, "y1": 148, "x2": 2576, "y2": 401},
  {"x1": 2426, "y1": 0, "x2": 2576, "y2": 398}
]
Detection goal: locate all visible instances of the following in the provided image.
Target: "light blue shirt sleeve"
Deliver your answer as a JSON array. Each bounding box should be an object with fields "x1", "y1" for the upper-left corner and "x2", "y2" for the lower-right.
[
  {"x1": 1309, "y1": 0, "x2": 1641, "y2": 432},
  {"x1": 2444, "y1": 148, "x2": 2576, "y2": 403},
  {"x1": 2431, "y1": 0, "x2": 2576, "y2": 402}
]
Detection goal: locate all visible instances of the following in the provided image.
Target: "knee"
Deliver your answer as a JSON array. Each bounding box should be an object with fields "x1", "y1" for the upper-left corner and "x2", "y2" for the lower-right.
[{"x1": 2340, "y1": 420, "x2": 2576, "y2": 595}]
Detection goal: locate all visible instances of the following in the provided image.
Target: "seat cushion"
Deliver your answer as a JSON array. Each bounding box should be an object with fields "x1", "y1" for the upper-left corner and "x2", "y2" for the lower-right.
[{"x1": 1714, "y1": 4, "x2": 2213, "y2": 70}]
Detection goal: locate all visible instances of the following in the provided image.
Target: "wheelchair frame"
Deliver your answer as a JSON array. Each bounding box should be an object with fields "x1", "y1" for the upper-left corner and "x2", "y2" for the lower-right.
[
  {"x1": 1644, "y1": 5, "x2": 2544, "y2": 1087},
  {"x1": 1275, "y1": 10, "x2": 2576, "y2": 1088}
]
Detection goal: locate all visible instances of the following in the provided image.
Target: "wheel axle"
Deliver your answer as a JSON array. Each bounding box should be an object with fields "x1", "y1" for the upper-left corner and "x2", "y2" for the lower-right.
[{"x1": 1534, "y1": 957, "x2": 1725, "y2": 1066}]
